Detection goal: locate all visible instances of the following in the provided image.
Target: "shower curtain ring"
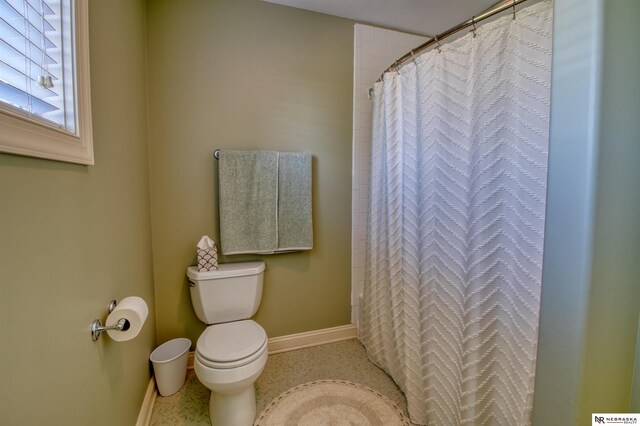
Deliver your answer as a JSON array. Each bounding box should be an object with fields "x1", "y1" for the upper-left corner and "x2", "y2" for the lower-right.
[
  {"x1": 512, "y1": 0, "x2": 517, "y2": 19},
  {"x1": 470, "y1": 16, "x2": 477, "y2": 38},
  {"x1": 410, "y1": 50, "x2": 417, "y2": 63},
  {"x1": 434, "y1": 36, "x2": 442, "y2": 53}
]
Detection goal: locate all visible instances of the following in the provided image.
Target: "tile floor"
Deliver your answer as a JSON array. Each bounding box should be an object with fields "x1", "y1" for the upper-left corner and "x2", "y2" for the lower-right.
[{"x1": 150, "y1": 338, "x2": 413, "y2": 425}]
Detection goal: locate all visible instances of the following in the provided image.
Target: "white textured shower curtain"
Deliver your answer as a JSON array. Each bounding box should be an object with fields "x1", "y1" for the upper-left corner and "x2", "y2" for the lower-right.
[{"x1": 360, "y1": 2, "x2": 552, "y2": 425}]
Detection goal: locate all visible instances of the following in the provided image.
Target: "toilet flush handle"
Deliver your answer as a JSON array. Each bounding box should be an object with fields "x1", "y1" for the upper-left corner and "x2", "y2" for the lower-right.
[{"x1": 188, "y1": 279, "x2": 196, "y2": 287}]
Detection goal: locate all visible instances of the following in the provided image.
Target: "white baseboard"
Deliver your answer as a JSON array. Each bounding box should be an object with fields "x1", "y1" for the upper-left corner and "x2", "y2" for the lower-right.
[
  {"x1": 136, "y1": 376, "x2": 157, "y2": 426},
  {"x1": 188, "y1": 351, "x2": 195, "y2": 370},
  {"x1": 186, "y1": 323, "x2": 357, "y2": 369},
  {"x1": 267, "y1": 324, "x2": 358, "y2": 354}
]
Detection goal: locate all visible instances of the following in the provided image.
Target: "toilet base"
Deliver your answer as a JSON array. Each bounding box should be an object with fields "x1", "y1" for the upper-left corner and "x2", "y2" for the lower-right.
[{"x1": 209, "y1": 385, "x2": 256, "y2": 426}]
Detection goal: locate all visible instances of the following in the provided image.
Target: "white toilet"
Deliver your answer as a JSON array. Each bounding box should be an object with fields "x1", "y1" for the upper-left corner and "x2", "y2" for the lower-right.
[{"x1": 187, "y1": 261, "x2": 268, "y2": 426}]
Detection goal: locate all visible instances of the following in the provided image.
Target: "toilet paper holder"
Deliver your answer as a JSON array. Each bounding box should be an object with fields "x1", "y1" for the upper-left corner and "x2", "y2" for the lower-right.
[{"x1": 90, "y1": 300, "x2": 130, "y2": 342}]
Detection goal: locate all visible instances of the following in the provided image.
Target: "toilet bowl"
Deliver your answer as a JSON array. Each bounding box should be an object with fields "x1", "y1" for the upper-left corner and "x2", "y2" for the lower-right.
[
  {"x1": 193, "y1": 319, "x2": 267, "y2": 425},
  {"x1": 194, "y1": 320, "x2": 268, "y2": 425},
  {"x1": 187, "y1": 262, "x2": 267, "y2": 426}
]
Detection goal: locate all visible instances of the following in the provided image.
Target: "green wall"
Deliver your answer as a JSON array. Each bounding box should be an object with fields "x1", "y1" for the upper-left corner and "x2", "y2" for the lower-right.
[
  {"x1": 145, "y1": 0, "x2": 354, "y2": 344},
  {"x1": 534, "y1": 0, "x2": 640, "y2": 423},
  {"x1": 632, "y1": 315, "x2": 640, "y2": 411},
  {"x1": 579, "y1": 0, "x2": 640, "y2": 421},
  {"x1": 0, "y1": 0, "x2": 155, "y2": 425}
]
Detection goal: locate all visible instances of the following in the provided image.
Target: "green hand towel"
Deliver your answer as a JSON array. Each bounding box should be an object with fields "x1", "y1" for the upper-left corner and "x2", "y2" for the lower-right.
[
  {"x1": 278, "y1": 152, "x2": 313, "y2": 251},
  {"x1": 219, "y1": 150, "x2": 279, "y2": 254},
  {"x1": 218, "y1": 150, "x2": 313, "y2": 254}
]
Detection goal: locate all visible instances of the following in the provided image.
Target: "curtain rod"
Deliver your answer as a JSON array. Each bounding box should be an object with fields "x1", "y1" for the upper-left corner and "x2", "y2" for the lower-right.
[{"x1": 375, "y1": 0, "x2": 530, "y2": 84}]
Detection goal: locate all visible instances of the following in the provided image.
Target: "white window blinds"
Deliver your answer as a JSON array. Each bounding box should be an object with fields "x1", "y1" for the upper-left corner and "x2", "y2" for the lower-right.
[{"x1": 0, "y1": 0, "x2": 76, "y2": 133}]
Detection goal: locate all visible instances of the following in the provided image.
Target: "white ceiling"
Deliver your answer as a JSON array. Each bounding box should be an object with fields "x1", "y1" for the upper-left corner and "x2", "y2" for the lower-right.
[{"x1": 259, "y1": 0, "x2": 502, "y2": 36}]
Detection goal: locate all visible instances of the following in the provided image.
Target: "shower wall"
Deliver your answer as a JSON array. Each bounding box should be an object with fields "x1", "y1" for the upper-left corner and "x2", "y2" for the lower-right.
[{"x1": 351, "y1": 24, "x2": 427, "y2": 323}]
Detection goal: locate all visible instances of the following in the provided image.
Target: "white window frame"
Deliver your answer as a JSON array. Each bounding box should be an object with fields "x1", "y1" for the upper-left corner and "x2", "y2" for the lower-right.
[{"x1": 0, "y1": 0, "x2": 93, "y2": 165}]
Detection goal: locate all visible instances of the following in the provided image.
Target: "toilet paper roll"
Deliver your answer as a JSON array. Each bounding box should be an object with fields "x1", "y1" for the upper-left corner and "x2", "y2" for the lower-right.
[{"x1": 106, "y1": 296, "x2": 148, "y2": 342}]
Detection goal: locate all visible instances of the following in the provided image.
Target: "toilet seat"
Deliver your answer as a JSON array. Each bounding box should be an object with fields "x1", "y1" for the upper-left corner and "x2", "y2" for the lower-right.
[{"x1": 196, "y1": 320, "x2": 267, "y2": 369}]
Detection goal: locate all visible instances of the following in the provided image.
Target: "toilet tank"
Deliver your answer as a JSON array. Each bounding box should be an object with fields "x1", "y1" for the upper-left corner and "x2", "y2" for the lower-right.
[{"x1": 186, "y1": 261, "x2": 265, "y2": 324}]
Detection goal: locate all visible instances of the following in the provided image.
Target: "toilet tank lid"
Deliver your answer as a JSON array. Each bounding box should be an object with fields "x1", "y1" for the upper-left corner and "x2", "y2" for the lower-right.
[{"x1": 187, "y1": 261, "x2": 265, "y2": 280}]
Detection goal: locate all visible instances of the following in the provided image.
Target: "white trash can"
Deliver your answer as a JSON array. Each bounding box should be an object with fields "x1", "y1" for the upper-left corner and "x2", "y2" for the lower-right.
[{"x1": 150, "y1": 338, "x2": 191, "y2": 397}]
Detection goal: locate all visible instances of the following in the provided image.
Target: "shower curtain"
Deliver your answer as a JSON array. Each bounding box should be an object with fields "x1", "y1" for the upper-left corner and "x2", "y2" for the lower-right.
[{"x1": 360, "y1": 1, "x2": 552, "y2": 425}]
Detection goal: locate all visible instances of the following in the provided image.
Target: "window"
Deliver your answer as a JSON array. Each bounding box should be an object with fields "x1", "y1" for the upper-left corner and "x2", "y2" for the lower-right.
[{"x1": 0, "y1": 0, "x2": 92, "y2": 165}]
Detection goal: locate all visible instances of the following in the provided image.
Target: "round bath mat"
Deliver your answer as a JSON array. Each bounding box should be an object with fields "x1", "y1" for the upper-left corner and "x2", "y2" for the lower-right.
[{"x1": 254, "y1": 379, "x2": 409, "y2": 426}]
